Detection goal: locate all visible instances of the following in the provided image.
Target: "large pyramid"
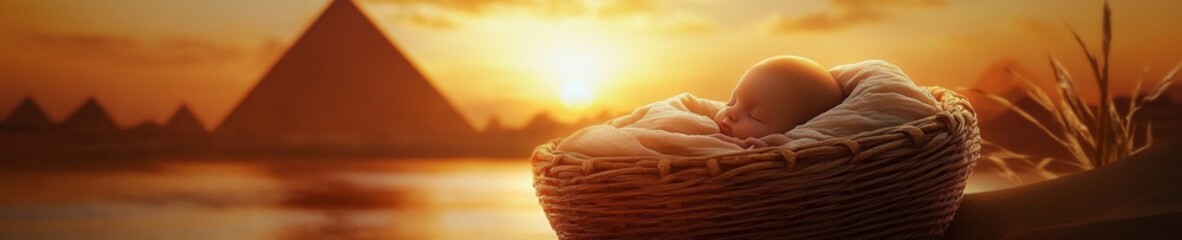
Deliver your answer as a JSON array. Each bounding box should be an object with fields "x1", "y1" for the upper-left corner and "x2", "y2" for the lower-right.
[
  {"x1": 215, "y1": 0, "x2": 476, "y2": 145},
  {"x1": 1, "y1": 96, "x2": 54, "y2": 132}
]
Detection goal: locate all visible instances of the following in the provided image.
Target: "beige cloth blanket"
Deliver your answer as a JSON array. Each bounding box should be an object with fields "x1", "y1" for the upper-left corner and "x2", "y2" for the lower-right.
[{"x1": 556, "y1": 60, "x2": 939, "y2": 157}]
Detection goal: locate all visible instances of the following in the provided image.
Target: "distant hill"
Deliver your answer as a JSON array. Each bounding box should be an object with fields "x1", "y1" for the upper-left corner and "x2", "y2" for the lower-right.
[
  {"x1": 965, "y1": 59, "x2": 1051, "y2": 123},
  {"x1": 129, "y1": 120, "x2": 162, "y2": 136},
  {"x1": 1114, "y1": 96, "x2": 1182, "y2": 144},
  {"x1": 968, "y1": 59, "x2": 1182, "y2": 172},
  {"x1": 1172, "y1": 84, "x2": 1182, "y2": 104}
]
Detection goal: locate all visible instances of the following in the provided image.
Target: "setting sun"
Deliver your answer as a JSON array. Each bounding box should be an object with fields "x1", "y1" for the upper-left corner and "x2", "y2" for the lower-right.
[
  {"x1": 538, "y1": 37, "x2": 615, "y2": 112},
  {"x1": 560, "y1": 81, "x2": 594, "y2": 109},
  {"x1": 0, "y1": 1, "x2": 1180, "y2": 239}
]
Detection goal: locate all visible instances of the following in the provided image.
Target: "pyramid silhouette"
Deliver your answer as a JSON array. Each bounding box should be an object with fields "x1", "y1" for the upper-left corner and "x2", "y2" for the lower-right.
[
  {"x1": 216, "y1": 0, "x2": 475, "y2": 145},
  {"x1": 966, "y1": 59, "x2": 1047, "y2": 122},
  {"x1": 60, "y1": 97, "x2": 119, "y2": 133},
  {"x1": 520, "y1": 111, "x2": 565, "y2": 137},
  {"x1": 482, "y1": 116, "x2": 508, "y2": 135},
  {"x1": 163, "y1": 104, "x2": 207, "y2": 136},
  {"x1": 1, "y1": 96, "x2": 54, "y2": 132},
  {"x1": 967, "y1": 60, "x2": 1073, "y2": 165}
]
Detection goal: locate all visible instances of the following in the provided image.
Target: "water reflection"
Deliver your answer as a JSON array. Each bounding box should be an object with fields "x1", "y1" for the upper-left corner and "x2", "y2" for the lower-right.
[
  {"x1": 0, "y1": 157, "x2": 1025, "y2": 239},
  {"x1": 0, "y1": 158, "x2": 554, "y2": 240}
]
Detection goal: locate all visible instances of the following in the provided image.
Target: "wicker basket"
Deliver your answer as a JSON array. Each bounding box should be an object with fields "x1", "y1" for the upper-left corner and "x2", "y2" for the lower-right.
[{"x1": 531, "y1": 87, "x2": 980, "y2": 239}]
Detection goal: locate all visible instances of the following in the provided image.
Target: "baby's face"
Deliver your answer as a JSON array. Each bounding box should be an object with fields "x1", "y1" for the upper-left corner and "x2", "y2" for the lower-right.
[
  {"x1": 713, "y1": 70, "x2": 803, "y2": 139},
  {"x1": 713, "y1": 56, "x2": 842, "y2": 140}
]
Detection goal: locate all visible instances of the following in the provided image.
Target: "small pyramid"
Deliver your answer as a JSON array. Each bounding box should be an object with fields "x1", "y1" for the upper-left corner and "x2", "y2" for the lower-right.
[
  {"x1": 60, "y1": 97, "x2": 119, "y2": 133},
  {"x1": 520, "y1": 111, "x2": 564, "y2": 136},
  {"x1": 482, "y1": 116, "x2": 507, "y2": 135},
  {"x1": 1, "y1": 96, "x2": 53, "y2": 132},
  {"x1": 163, "y1": 104, "x2": 207, "y2": 136},
  {"x1": 970, "y1": 61, "x2": 1071, "y2": 163},
  {"x1": 216, "y1": 0, "x2": 476, "y2": 145},
  {"x1": 966, "y1": 59, "x2": 1047, "y2": 122}
]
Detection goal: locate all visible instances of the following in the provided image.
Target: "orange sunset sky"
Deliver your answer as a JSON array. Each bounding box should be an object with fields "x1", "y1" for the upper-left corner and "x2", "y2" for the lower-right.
[{"x1": 0, "y1": 0, "x2": 1180, "y2": 130}]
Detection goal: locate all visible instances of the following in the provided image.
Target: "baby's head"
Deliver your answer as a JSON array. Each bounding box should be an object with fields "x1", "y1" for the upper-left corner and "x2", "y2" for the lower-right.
[{"x1": 714, "y1": 56, "x2": 843, "y2": 139}]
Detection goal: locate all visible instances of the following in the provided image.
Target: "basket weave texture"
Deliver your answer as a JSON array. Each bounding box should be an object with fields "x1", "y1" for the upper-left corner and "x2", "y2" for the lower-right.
[{"x1": 531, "y1": 87, "x2": 981, "y2": 239}]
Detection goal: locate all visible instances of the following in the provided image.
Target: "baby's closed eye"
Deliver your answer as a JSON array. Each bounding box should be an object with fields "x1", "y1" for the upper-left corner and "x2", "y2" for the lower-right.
[{"x1": 749, "y1": 109, "x2": 764, "y2": 123}]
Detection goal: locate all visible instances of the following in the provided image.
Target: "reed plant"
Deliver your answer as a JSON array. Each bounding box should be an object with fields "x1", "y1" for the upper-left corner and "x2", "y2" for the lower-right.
[{"x1": 973, "y1": 1, "x2": 1179, "y2": 182}]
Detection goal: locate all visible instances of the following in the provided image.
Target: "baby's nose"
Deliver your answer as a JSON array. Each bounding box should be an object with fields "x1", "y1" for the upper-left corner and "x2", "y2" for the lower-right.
[{"x1": 714, "y1": 107, "x2": 733, "y2": 123}]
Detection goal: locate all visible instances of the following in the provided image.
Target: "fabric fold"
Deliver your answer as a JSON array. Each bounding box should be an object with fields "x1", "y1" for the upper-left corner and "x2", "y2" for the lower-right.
[{"x1": 556, "y1": 60, "x2": 939, "y2": 157}]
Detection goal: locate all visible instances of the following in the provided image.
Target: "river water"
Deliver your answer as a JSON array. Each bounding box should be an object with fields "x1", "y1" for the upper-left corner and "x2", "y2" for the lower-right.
[
  {"x1": 0, "y1": 158, "x2": 555, "y2": 240},
  {"x1": 0, "y1": 157, "x2": 1018, "y2": 240}
]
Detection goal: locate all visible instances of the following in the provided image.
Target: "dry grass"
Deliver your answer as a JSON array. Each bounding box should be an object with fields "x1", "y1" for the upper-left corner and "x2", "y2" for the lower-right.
[{"x1": 973, "y1": 1, "x2": 1179, "y2": 183}]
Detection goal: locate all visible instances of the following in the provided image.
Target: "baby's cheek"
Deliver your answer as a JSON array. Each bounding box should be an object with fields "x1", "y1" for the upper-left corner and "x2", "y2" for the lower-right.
[
  {"x1": 733, "y1": 123, "x2": 764, "y2": 138},
  {"x1": 750, "y1": 123, "x2": 781, "y2": 136}
]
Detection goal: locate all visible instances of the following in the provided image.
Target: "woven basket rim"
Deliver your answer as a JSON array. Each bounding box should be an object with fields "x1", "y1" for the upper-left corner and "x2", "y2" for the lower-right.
[
  {"x1": 534, "y1": 86, "x2": 974, "y2": 173},
  {"x1": 531, "y1": 86, "x2": 980, "y2": 239}
]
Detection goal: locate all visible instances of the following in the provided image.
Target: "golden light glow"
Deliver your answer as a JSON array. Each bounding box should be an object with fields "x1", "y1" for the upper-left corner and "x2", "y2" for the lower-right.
[
  {"x1": 4, "y1": 0, "x2": 1182, "y2": 129},
  {"x1": 536, "y1": 34, "x2": 615, "y2": 112},
  {"x1": 559, "y1": 81, "x2": 594, "y2": 109}
]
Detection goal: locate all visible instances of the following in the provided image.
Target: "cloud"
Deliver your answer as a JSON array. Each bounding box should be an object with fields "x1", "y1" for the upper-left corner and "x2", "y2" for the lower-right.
[
  {"x1": 374, "y1": 0, "x2": 659, "y2": 17},
  {"x1": 376, "y1": 0, "x2": 705, "y2": 32},
  {"x1": 394, "y1": 11, "x2": 460, "y2": 29},
  {"x1": 596, "y1": 0, "x2": 658, "y2": 18},
  {"x1": 651, "y1": 13, "x2": 716, "y2": 35},
  {"x1": 383, "y1": 0, "x2": 530, "y2": 15},
  {"x1": 771, "y1": 0, "x2": 945, "y2": 33},
  {"x1": 376, "y1": 0, "x2": 592, "y2": 17},
  {"x1": 1010, "y1": 16, "x2": 1061, "y2": 39},
  {"x1": 378, "y1": 0, "x2": 714, "y2": 35},
  {"x1": 660, "y1": 19, "x2": 714, "y2": 35},
  {"x1": 23, "y1": 32, "x2": 245, "y2": 66}
]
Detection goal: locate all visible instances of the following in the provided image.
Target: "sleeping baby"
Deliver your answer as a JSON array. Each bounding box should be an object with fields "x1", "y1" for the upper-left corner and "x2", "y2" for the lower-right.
[
  {"x1": 711, "y1": 56, "x2": 844, "y2": 147},
  {"x1": 556, "y1": 57, "x2": 938, "y2": 157}
]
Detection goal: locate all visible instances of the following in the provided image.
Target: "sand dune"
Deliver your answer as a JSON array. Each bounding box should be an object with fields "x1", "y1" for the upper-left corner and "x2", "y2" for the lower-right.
[{"x1": 943, "y1": 140, "x2": 1182, "y2": 239}]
